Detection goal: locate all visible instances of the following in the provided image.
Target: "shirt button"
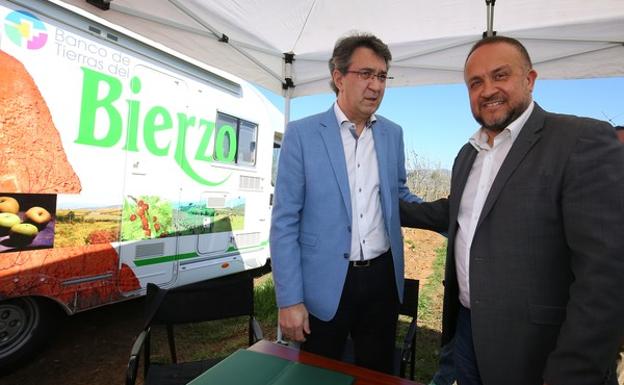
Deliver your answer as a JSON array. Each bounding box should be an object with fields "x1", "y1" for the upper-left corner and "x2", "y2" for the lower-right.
[
  {"x1": 358, "y1": 188, "x2": 362, "y2": 192},
  {"x1": 343, "y1": 253, "x2": 349, "y2": 259},
  {"x1": 357, "y1": 164, "x2": 360, "y2": 168},
  {"x1": 347, "y1": 226, "x2": 352, "y2": 232},
  {"x1": 362, "y1": 239, "x2": 366, "y2": 244},
  {"x1": 360, "y1": 214, "x2": 363, "y2": 218}
]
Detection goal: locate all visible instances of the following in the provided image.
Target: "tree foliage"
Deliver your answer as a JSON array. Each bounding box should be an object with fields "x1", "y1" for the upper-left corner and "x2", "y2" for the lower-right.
[{"x1": 405, "y1": 150, "x2": 451, "y2": 201}]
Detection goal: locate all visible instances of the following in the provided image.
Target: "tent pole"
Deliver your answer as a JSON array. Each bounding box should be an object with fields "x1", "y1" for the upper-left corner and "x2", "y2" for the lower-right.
[
  {"x1": 284, "y1": 90, "x2": 291, "y2": 130},
  {"x1": 276, "y1": 52, "x2": 296, "y2": 346},
  {"x1": 282, "y1": 52, "x2": 295, "y2": 131},
  {"x1": 484, "y1": 0, "x2": 496, "y2": 37}
]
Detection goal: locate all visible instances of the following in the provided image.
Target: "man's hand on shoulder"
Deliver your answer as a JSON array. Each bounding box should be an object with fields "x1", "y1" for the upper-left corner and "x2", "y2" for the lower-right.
[{"x1": 279, "y1": 303, "x2": 311, "y2": 342}]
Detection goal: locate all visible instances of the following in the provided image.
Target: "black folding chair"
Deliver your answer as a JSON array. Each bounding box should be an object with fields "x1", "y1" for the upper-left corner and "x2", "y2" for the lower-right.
[
  {"x1": 126, "y1": 274, "x2": 263, "y2": 385},
  {"x1": 398, "y1": 278, "x2": 420, "y2": 380}
]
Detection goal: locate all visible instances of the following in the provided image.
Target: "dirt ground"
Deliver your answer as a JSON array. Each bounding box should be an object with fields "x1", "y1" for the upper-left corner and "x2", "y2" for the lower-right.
[
  {"x1": 402, "y1": 228, "x2": 445, "y2": 285},
  {"x1": 0, "y1": 229, "x2": 445, "y2": 385}
]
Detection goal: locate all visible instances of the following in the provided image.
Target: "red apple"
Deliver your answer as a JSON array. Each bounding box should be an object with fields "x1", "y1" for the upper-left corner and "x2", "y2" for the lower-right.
[{"x1": 0, "y1": 196, "x2": 19, "y2": 214}]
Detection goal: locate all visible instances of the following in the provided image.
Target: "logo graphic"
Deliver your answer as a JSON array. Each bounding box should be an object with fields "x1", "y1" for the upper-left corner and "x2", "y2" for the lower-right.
[{"x1": 4, "y1": 10, "x2": 48, "y2": 49}]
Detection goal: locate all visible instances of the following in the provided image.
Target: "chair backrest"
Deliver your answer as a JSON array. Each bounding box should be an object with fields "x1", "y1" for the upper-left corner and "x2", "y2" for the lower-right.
[
  {"x1": 399, "y1": 278, "x2": 419, "y2": 318},
  {"x1": 145, "y1": 274, "x2": 260, "y2": 363},
  {"x1": 398, "y1": 278, "x2": 419, "y2": 380},
  {"x1": 145, "y1": 275, "x2": 255, "y2": 327}
]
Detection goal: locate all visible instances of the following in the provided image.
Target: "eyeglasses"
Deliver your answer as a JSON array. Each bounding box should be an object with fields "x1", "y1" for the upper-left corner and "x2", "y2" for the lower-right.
[{"x1": 345, "y1": 70, "x2": 393, "y2": 83}]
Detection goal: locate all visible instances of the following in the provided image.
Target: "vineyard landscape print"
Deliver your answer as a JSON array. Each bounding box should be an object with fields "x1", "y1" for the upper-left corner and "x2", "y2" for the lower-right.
[
  {"x1": 55, "y1": 206, "x2": 121, "y2": 247},
  {"x1": 55, "y1": 195, "x2": 247, "y2": 247},
  {"x1": 171, "y1": 197, "x2": 246, "y2": 236}
]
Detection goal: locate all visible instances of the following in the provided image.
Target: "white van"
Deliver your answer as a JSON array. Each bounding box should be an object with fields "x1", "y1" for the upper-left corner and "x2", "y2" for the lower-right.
[{"x1": 0, "y1": 0, "x2": 282, "y2": 369}]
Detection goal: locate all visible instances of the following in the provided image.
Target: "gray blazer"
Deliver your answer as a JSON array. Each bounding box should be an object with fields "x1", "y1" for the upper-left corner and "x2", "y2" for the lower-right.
[{"x1": 400, "y1": 104, "x2": 624, "y2": 385}]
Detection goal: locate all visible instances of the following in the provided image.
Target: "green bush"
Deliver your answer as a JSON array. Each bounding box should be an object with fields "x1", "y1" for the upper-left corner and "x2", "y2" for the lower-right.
[{"x1": 254, "y1": 276, "x2": 278, "y2": 326}]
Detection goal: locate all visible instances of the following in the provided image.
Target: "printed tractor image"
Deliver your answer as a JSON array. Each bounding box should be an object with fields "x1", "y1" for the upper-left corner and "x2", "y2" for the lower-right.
[{"x1": 0, "y1": 0, "x2": 283, "y2": 370}]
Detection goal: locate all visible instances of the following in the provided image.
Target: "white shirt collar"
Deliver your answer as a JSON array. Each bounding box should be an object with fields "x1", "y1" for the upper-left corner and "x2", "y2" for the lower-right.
[
  {"x1": 333, "y1": 102, "x2": 377, "y2": 129},
  {"x1": 469, "y1": 101, "x2": 534, "y2": 151}
]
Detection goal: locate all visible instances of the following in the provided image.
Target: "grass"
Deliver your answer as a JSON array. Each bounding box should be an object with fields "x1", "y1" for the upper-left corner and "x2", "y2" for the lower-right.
[
  {"x1": 253, "y1": 276, "x2": 278, "y2": 327},
  {"x1": 146, "y1": 245, "x2": 447, "y2": 384},
  {"x1": 412, "y1": 244, "x2": 447, "y2": 383},
  {"x1": 418, "y1": 245, "x2": 447, "y2": 324}
]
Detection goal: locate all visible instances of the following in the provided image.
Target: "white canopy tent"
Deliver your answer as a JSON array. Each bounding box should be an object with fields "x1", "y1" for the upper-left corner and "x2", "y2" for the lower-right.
[{"x1": 52, "y1": 0, "x2": 624, "y2": 122}]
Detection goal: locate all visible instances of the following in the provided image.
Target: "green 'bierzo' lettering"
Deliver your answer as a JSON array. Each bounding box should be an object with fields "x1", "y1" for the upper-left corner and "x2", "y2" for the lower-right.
[
  {"x1": 194, "y1": 120, "x2": 215, "y2": 162},
  {"x1": 76, "y1": 68, "x2": 232, "y2": 186}
]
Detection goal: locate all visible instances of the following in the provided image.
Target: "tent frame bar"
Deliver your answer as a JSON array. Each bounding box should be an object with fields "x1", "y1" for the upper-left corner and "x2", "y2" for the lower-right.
[{"x1": 168, "y1": 0, "x2": 283, "y2": 84}]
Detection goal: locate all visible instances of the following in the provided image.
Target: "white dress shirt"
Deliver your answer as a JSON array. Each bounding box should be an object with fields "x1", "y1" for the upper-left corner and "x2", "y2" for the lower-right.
[
  {"x1": 455, "y1": 101, "x2": 534, "y2": 308},
  {"x1": 334, "y1": 103, "x2": 390, "y2": 261}
]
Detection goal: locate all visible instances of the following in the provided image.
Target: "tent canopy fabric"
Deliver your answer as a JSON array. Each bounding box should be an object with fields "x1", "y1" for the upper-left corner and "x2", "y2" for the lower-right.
[{"x1": 54, "y1": 0, "x2": 624, "y2": 98}]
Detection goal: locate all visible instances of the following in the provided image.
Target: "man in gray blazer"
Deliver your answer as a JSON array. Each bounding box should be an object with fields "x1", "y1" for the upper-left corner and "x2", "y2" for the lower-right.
[
  {"x1": 400, "y1": 36, "x2": 624, "y2": 385},
  {"x1": 271, "y1": 33, "x2": 420, "y2": 373}
]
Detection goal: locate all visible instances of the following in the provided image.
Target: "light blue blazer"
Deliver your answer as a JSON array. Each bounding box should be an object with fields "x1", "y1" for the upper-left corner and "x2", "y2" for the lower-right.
[{"x1": 270, "y1": 107, "x2": 420, "y2": 321}]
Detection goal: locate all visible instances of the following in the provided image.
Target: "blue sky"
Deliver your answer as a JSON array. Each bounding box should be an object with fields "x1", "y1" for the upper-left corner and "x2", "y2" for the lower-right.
[{"x1": 260, "y1": 76, "x2": 624, "y2": 169}]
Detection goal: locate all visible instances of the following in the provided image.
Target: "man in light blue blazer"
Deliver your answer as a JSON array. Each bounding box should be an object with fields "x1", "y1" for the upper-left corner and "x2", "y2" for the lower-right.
[{"x1": 270, "y1": 33, "x2": 420, "y2": 373}]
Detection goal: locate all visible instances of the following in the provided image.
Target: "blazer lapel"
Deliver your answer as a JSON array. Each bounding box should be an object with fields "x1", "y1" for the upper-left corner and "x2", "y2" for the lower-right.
[
  {"x1": 450, "y1": 143, "x2": 478, "y2": 231},
  {"x1": 319, "y1": 108, "x2": 352, "y2": 220},
  {"x1": 477, "y1": 104, "x2": 545, "y2": 227},
  {"x1": 372, "y1": 123, "x2": 392, "y2": 218}
]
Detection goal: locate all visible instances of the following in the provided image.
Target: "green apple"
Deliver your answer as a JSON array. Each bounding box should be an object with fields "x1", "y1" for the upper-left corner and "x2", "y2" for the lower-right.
[
  {"x1": 0, "y1": 212, "x2": 21, "y2": 236},
  {"x1": 0, "y1": 196, "x2": 19, "y2": 214},
  {"x1": 9, "y1": 223, "x2": 39, "y2": 246}
]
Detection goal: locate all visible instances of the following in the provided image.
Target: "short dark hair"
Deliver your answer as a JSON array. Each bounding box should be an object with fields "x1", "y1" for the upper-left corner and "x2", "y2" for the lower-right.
[
  {"x1": 465, "y1": 35, "x2": 533, "y2": 69},
  {"x1": 328, "y1": 32, "x2": 392, "y2": 95}
]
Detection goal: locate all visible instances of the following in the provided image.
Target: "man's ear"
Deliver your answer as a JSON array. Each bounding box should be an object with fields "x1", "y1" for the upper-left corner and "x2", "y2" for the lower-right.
[
  {"x1": 526, "y1": 68, "x2": 538, "y2": 92},
  {"x1": 332, "y1": 69, "x2": 344, "y2": 93}
]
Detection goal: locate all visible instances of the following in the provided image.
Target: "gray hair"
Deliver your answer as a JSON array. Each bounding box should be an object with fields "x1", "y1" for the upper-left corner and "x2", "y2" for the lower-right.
[{"x1": 328, "y1": 32, "x2": 392, "y2": 95}]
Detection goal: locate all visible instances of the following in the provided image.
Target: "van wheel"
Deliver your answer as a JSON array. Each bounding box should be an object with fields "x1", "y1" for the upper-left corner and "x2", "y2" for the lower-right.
[{"x1": 0, "y1": 297, "x2": 57, "y2": 372}]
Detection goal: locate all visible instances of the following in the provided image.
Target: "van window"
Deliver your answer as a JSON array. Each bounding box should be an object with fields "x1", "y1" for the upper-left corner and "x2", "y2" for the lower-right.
[
  {"x1": 238, "y1": 120, "x2": 257, "y2": 166},
  {"x1": 215, "y1": 112, "x2": 258, "y2": 166}
]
